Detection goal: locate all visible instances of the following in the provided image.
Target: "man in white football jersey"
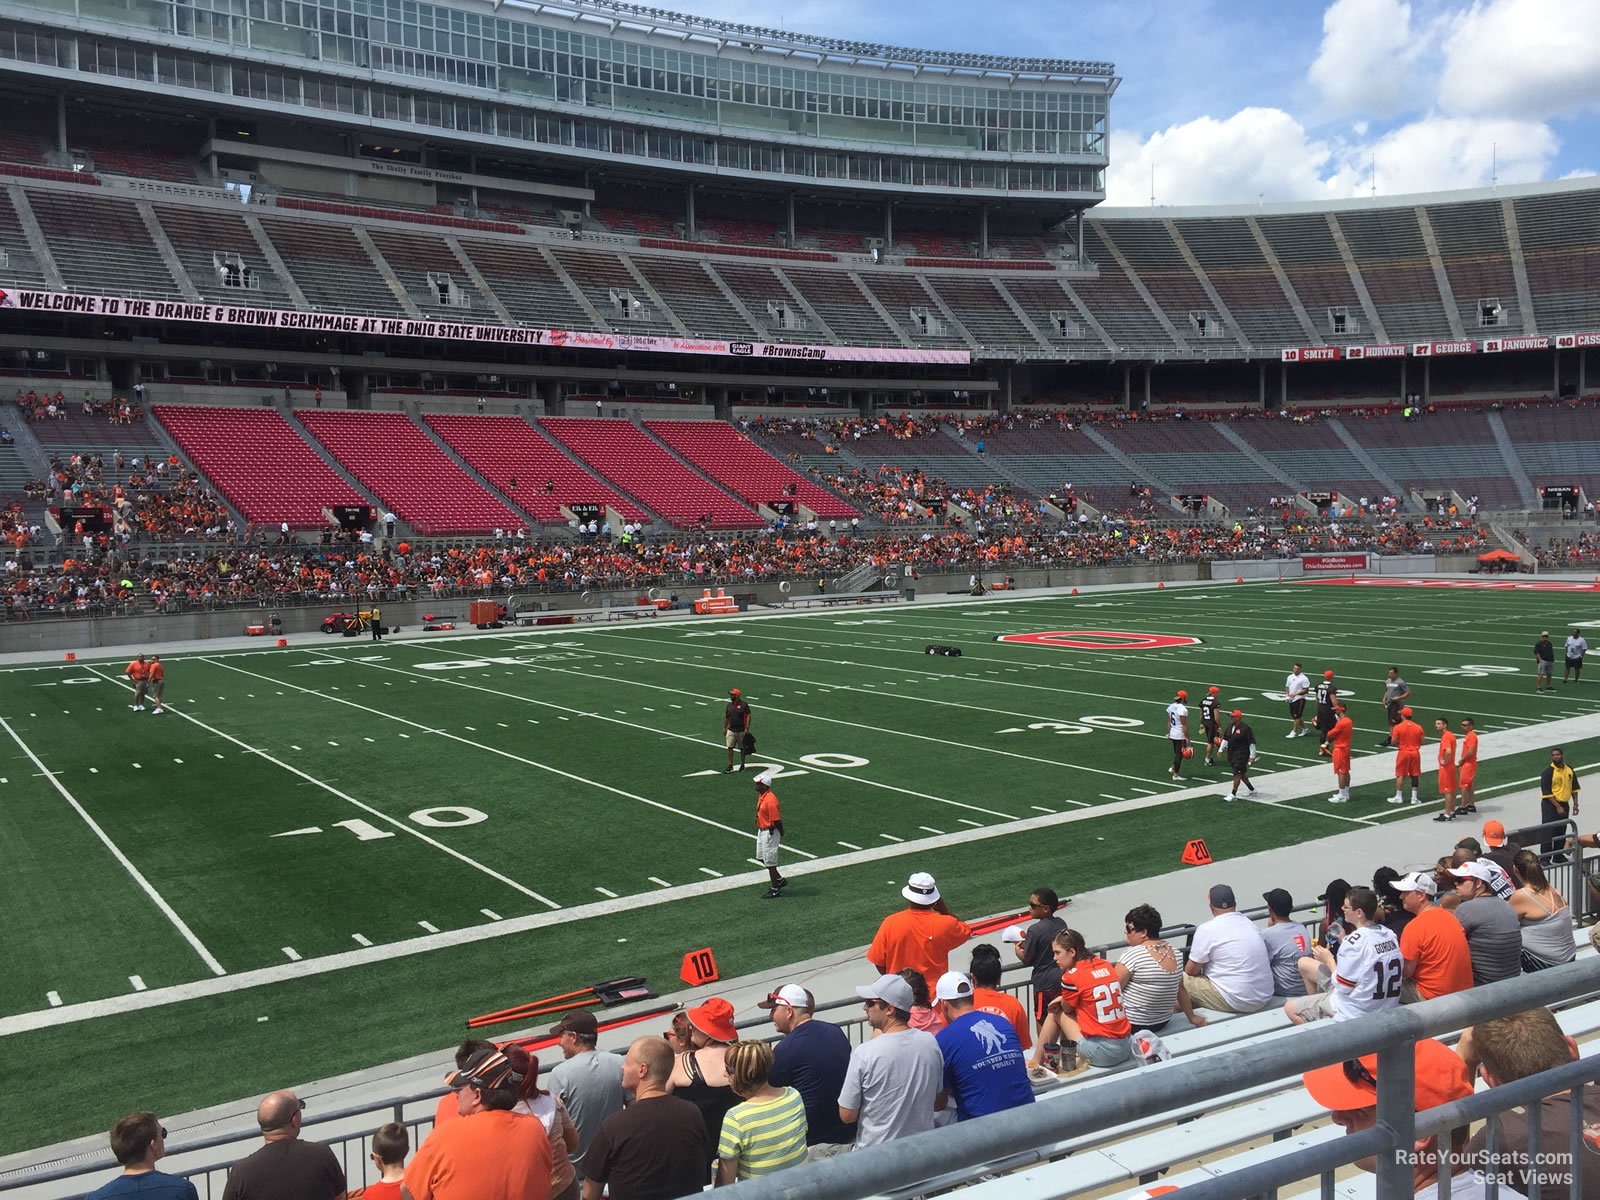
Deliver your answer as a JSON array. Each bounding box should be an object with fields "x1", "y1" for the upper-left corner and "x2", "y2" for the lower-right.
[
  {"x1": 1166, "y1": 690, "x2": 1191, "y2": 780},
  {"x1": 1285, "y1": 887, "x2": 1403, "y2": 1024},
  {"x1": 1284, "y1": 663, "x2": 1312, "y2": 738}
]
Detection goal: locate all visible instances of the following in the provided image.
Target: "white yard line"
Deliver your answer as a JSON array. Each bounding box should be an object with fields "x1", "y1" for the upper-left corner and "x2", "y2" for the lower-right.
[{"x1": 0, "y1": 713, "x2": 226, "y2": 978}]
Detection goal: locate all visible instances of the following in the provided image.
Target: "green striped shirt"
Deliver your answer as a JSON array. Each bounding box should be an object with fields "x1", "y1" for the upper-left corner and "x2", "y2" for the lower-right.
[{"x1": 717, "y1": 1087, "x2": 809, "y2": 1179}]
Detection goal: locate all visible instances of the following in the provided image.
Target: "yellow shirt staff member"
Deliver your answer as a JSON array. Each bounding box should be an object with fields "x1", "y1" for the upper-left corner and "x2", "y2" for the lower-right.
[{"x1": 1539, "y1": 747, "x2": 1579, "y2": 859}]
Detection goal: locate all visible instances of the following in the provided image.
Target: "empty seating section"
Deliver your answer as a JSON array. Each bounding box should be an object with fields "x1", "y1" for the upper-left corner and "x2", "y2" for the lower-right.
[
  {"x1": 859, "y1": 453, "x2": 1011, "y2": 489},
  {"x1": 1174, "y1": 217, "x2": 1308, "y2": 347},
  {"x1": 274, "y1": 196, "x2": 521, "y2": 236},
  {"x1": 1227, "y1": 421, "x2": 1376, "y2": 493},
  {"x1": 986, "y1": 233, "x2": 1050, "y2": 260},
  {"x1": 365, "y1": 230, "x2": 486, "y2": 318},
  {"x1": 1333, "y1": 208, "x2": 1451, "y2": 340},
  {"x1": 1077, "y1": 229, "x2": 1176, "y2": 351},
  {"x1": 1000, "y1": 278, "x2": 1104, "y2": 348},
  {"x1": 154, "y1": 205, "x2": 291, "y2": 305},
  {"x1": 0, "y1": 131, "x2": 48, "y2": 165},
  {"x1": 813, "y1": 228, "x2": 869, "y2": 254},
  {"x1": 1095, "y1": 222, "x2": 1226, "y2": 343},
  {"x1": 1513, "y1": 193, "x2": 1600, "y2": 332},
  {"x1": 153, "y1": 405, "x2": 365, "y2": 526},
  {"x1": 628, "y1": 256, "x2": 759, "y2": 339},
  {"x1": 703, "y1": 263, "x2": 793, "y2": 338},
  {"x1": 31, "y1": 404, "x2": 165, "y2": 448},
  {"x1": 1254, "y1": 213, "x2": 1367, "y2": 343},
  {"x1": 547, "y1": 248, "x2": 673, "y2": 329},
  {"x1": 857, "y1": 274, "x2": 967, "y2": 346},
  {"x1": 0, "y1": 188, "x2": 47, "y2": 286},
  {"x1": 24, "y1": 190, "x2": 175, "y2": 294},
  {"x1": 1352, "y1": 413, "x2": 1521, "y2": 506},
  {"x1": 780, "y1": 268, "x2": 899, "y2": 343},
  {"x1": 696, "y1": 217, "x2": 781, "y2": 248},
  {"x1": 423, "y1": 414, "x2": 647, "y2": 524},
  {"x1": 540, "y1": 418, "x2": 761, "y2": 528},
  {"x1": 924, "y1": 277, "x2": 1038, "y2": 347},
  {"x1": 83, "y1": 144, "x2": 196, "y2": 183},
  {"x1": 1097, "y1": 422, "x2": 1282, "y2": 508},
  {"x1": 643, "y1": 421, "x2": 859, "y2": 519},
  {"x1": 457, "y1": 240, "x2": 593, "y2": 328},
  {"x1": 1500, "y1": 406, "x2": 1600, "y2": 496},
  {"x1": 895, "y1": 230, "x2": 973, "y2": 258},
  {"x1": 257, "y1": 217, "x2": 403, "y2": 315},
  {"x1": 592, "y1": 207, "x2": 675, "y2": 237},
  {"x1": 971, "y1": 424, "x2": 1124, "y2": 493},
  {"x1": 1425, "y1": 200, "x2": 1519, "y2": 332},
  {"x1": 296, "y1": 410, "x2": 523, "y2": 534}
]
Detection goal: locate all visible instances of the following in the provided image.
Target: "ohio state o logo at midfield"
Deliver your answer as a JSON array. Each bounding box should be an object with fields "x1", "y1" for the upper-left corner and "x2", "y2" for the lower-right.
[{"x1": 995, "y1": 630, "x2": 1203, "y2": 650}]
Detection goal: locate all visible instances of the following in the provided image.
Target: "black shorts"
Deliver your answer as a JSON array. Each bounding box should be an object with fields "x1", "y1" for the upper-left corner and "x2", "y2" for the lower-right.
[
  {"x1": 1386, "y1": 700, "x2": 1403, "y2": 725},
  {"x1": 1569, "y1": 657, "x2": 1584, "y2": 668},
  {"x1": 1202, "y1": 720, "x2": 1219, "y2": 741},
  {"x1": 1288, "y1": 698, "x2": 1306, "y2": 718},
  {"x1": 1315, "y1": 710, "x2": 1335, "y2": 732},
  {"x1": 1034, "y1": 987, "x2": 1059, "y2": 1028}
]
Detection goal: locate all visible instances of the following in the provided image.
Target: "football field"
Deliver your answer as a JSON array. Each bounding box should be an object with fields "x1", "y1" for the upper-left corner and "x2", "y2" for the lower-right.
[{"x1": 3, "y1": 577, "x2": 1600, "y2": 1153}]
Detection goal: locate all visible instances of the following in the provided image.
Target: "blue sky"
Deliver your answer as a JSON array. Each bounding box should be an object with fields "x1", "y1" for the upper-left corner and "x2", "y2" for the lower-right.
[{"x1": 672, "y1": 0, "x2": 1600, "y2": 205}]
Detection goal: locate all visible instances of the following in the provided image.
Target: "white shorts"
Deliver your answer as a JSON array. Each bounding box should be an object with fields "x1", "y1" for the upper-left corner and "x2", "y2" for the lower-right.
[{"x1": 756, "y1": 828, "x2": 781, "y2": 867}]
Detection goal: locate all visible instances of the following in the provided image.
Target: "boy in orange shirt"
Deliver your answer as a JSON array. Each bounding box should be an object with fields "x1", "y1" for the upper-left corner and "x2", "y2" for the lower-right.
[
  {"x1": 1388, "y1": 707, "x2": 1424, "y2": 806},
  {"x1": 1432, "y1": 718, "x2": 1458, "y2": 822}
]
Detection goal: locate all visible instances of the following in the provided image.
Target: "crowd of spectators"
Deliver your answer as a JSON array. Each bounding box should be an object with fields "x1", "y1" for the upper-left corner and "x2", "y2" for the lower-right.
[
  {"x1": 85, "y1": 822, "x2": 1594, "y2": 1199},
  {"x1": 12, "y1": 387, "x2": 142, "y2": 424},
  {"x1": 1518, "y1": 530, "x2": 1600, "y2": 567},
  {"x1": 32, "y1": 450, "x2": 234, "y2": 546}
]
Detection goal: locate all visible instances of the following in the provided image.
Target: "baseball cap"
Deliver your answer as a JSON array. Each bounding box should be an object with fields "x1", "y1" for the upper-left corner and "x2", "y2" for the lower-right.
[
  {"x1": 1448, "y1": 860, "x2": 1497, "y2": 884},
  {"x1": 934, "y1": 971, "x2": 974, "y2": 1002},
  {"x1": 547, "y1": 1010, "x2": 599, "y2": 1039},
  {"x1": 1176, "y1": 689, "x2": 1188, "y2": 699},
  {"x1": 1542, "y1": 631, "x2": 1550, "y2": 637},
  {"x1": 1324, "y1": 670, "x2": 1335, "y2": 678},
  {"x1": 1208, "y1": 883, "x2": 1236, "y2": 908},
  {"x1": 1262, "y1": 888, "x2": 1293, "y2": 917},
  {"x1": 1000, "y1": 924, "x2": 1027, "y2": 943},
  {"x1": 753, "y1": 773, "x2": 771, "y2": 786},
  {"x1": 444, "y1": 1047, "x2": 520, "y2": 1091},
  {"x1": 1393, "y1": 871, "x2": 1438, "y2": 898},
  {"x1": 1208, "y1": 686, "x2": 1219, "y2": 694},
  {"x1": 1230, "y1": 709, "x2": 1243, "y2": 718},
  {"x1": 902, "y1": 871, "x2": 940, "y2": 905},
  {"x1": 757, "y1": 984, "x2": 812, "y2": 1012},
  {"x1": 1303, "y1": 1038, "x2": 1471, "y2": 1114},
  {"x1": 729, "y1": 688, "x2": 741, "y2": 696},
  {"x1": 855, "y1": 974, "x2": 916, "y2": 1011},
  {"x1": 1454, "y1": 836, "x2": 1483, "y2": 854},
  {"x1": 1401, "y1": 706, "x2": 1413, "y2": 717},
  {"x1": 1318, "y1": 878, "x2": 1351, "y2": 904},
  {"x1": 1482, "y1": 820, "x2": 1507, "y2": 847},
  {"x1": 685, "y1": 998, "x2": 738, "y2": 1043}
]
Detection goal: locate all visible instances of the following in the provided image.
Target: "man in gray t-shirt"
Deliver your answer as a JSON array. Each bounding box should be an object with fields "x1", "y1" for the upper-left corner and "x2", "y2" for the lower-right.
[
  {"x1": 1260, "y1": 888, "x2": 1312, "y2": 996},
  {"x1": 546, "y1": 1011, "x2": 626, "y2": 1164},
  {"x1": 839, "y1": 975, "x2": 944, "y2": 1148},
  {"x1": 1377, "y1": 667, "x2": 1411, "y2": 747},
  {"x1": 1447, "y1": 862, "x2": 1522, "y2": 986}
]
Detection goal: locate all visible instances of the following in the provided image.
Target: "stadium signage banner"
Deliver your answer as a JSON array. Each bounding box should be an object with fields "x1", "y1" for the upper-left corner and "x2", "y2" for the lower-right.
[
  {"x1": 1411, "y1": 340, "x2": 1477, "y2": 356},
  {"x1": 1301, "y1": 552, "x2": 1370, "y2": 572},
  {"x1": 1555, "y1": 332, "x2": 1600, "y2": 349},
  {"x1": 1345, "y1": 344, "x2": 1408, "y2": 359},
  {"x1": 1483, "y1": 335, "x2": 1550, "y2": 353},
  {"x1": 0, "y1": 289, "x2": 971, "y2": 365},
  {"x1": 1280, "y1": 347, "x2": 1342, "y2": 362}
]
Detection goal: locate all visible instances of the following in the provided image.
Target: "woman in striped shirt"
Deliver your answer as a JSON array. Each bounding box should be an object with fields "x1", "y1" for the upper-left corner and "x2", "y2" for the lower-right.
[
  {"x1": 716, "y1": 1042, "x2": 809, "y2": 1183},
  {"x1": 1115, "y1": 904, "x2": 1208, "y2": 1033}
]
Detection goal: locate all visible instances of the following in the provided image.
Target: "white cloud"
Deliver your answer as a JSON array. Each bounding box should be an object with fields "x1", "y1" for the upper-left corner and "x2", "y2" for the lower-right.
[
  {"x1": 1436, "y1": 0, "x2": 1600, "y2": 119},
  {"x1": 1308, "y1": 0, "x2": 1429, "y2": 118},
  {"x1": 1106, "y1": 109, "x2": 1559, "y2": 206}
]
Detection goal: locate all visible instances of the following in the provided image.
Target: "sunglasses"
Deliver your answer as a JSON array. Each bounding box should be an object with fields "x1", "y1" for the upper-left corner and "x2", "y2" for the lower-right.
[{"x1": 1342, "y1": 1058, "x2": 1378, "y2": 1089}]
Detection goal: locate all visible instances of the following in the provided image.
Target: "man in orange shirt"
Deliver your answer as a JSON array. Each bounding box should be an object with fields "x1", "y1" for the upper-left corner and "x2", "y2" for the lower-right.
[
  {"x1": 1388, "y1": 707, "x2": 1424, "y2": 806},
  {"x1": 403, "y1": 1047, "x2": 552, "y2": 1200},
  {"x1": 1393, "y1": 872, "x2": 1473, "y2": 1001},
  {"x1": 124, "y1": 653, "x2": 148, "y2": 712},
  {"x1": 1325, "y1": 703, "x2": 1354, "y2": 804},
  {"x1": 1457, "y1": 718, "x2": 1479, "y2": 815},
  {"x1": 867, "y1": 872, "x2": 972, "y2": 986},
  {"x1": 146, "y1": 655, "x2": 166, "y2": 716},
  {"x1": 967, "y1": 944, "x2": 1030, "y2": 1051},
  {"x1": 1432, "y1": 718, "x2": 1458, "y2": 822},
  {"x1": 754, "y1": 773, "x2": 788, "y2": 900}
]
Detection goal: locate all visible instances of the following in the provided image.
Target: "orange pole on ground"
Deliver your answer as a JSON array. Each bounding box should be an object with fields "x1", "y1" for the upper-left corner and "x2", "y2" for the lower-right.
[{"x1": 467, "y1": 996, "x2": 601, "y2": 1030}]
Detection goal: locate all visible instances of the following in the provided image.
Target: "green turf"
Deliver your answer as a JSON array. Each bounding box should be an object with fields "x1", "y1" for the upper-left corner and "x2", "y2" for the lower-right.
[{"x1": 2, "y1": 580, "x2": 1597, "y2": 1152}]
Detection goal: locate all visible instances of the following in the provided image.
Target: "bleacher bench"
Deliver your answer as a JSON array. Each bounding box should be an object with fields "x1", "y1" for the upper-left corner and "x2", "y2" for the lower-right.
[{"x1": 774, "y1": 591, "x2": 904, "y2": 609}]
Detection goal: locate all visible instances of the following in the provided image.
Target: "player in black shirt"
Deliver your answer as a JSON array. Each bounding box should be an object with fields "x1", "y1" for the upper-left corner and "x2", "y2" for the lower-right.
[
  {"x1": 1314, "y1": 670, "x2": 1338, "y2": 758},
  {"x1": 1200, "y1": 686, "x2": 1221, "y2": 766}
]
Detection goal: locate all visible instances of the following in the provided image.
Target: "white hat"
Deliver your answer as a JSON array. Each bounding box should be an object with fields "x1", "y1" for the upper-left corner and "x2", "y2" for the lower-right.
[
  {"x1": 1447, "y1": 860, "x2": 1497, "y2": 884},
  {"x1": 854, "y1": 974, "x2": 916, "y2": 1011},
  {"x1": 756, "y1": 984, "x2": 811, "y2": 1011},
  {"x1": 1392, "y1": 871, "x2": 1438, "y2": 898},
  {"x1": 1000, "y1": 924, "x2": 1027, "y2": 944},
  {"x1": 753, "y1": 773, "x2": 772, "y2": 786},
  {"x1": 902, "y1": 871, "x2": 940, "y2": 905},
  {"x1": 934, "y1": 971, "x2": 974, "y2": 1002}
]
